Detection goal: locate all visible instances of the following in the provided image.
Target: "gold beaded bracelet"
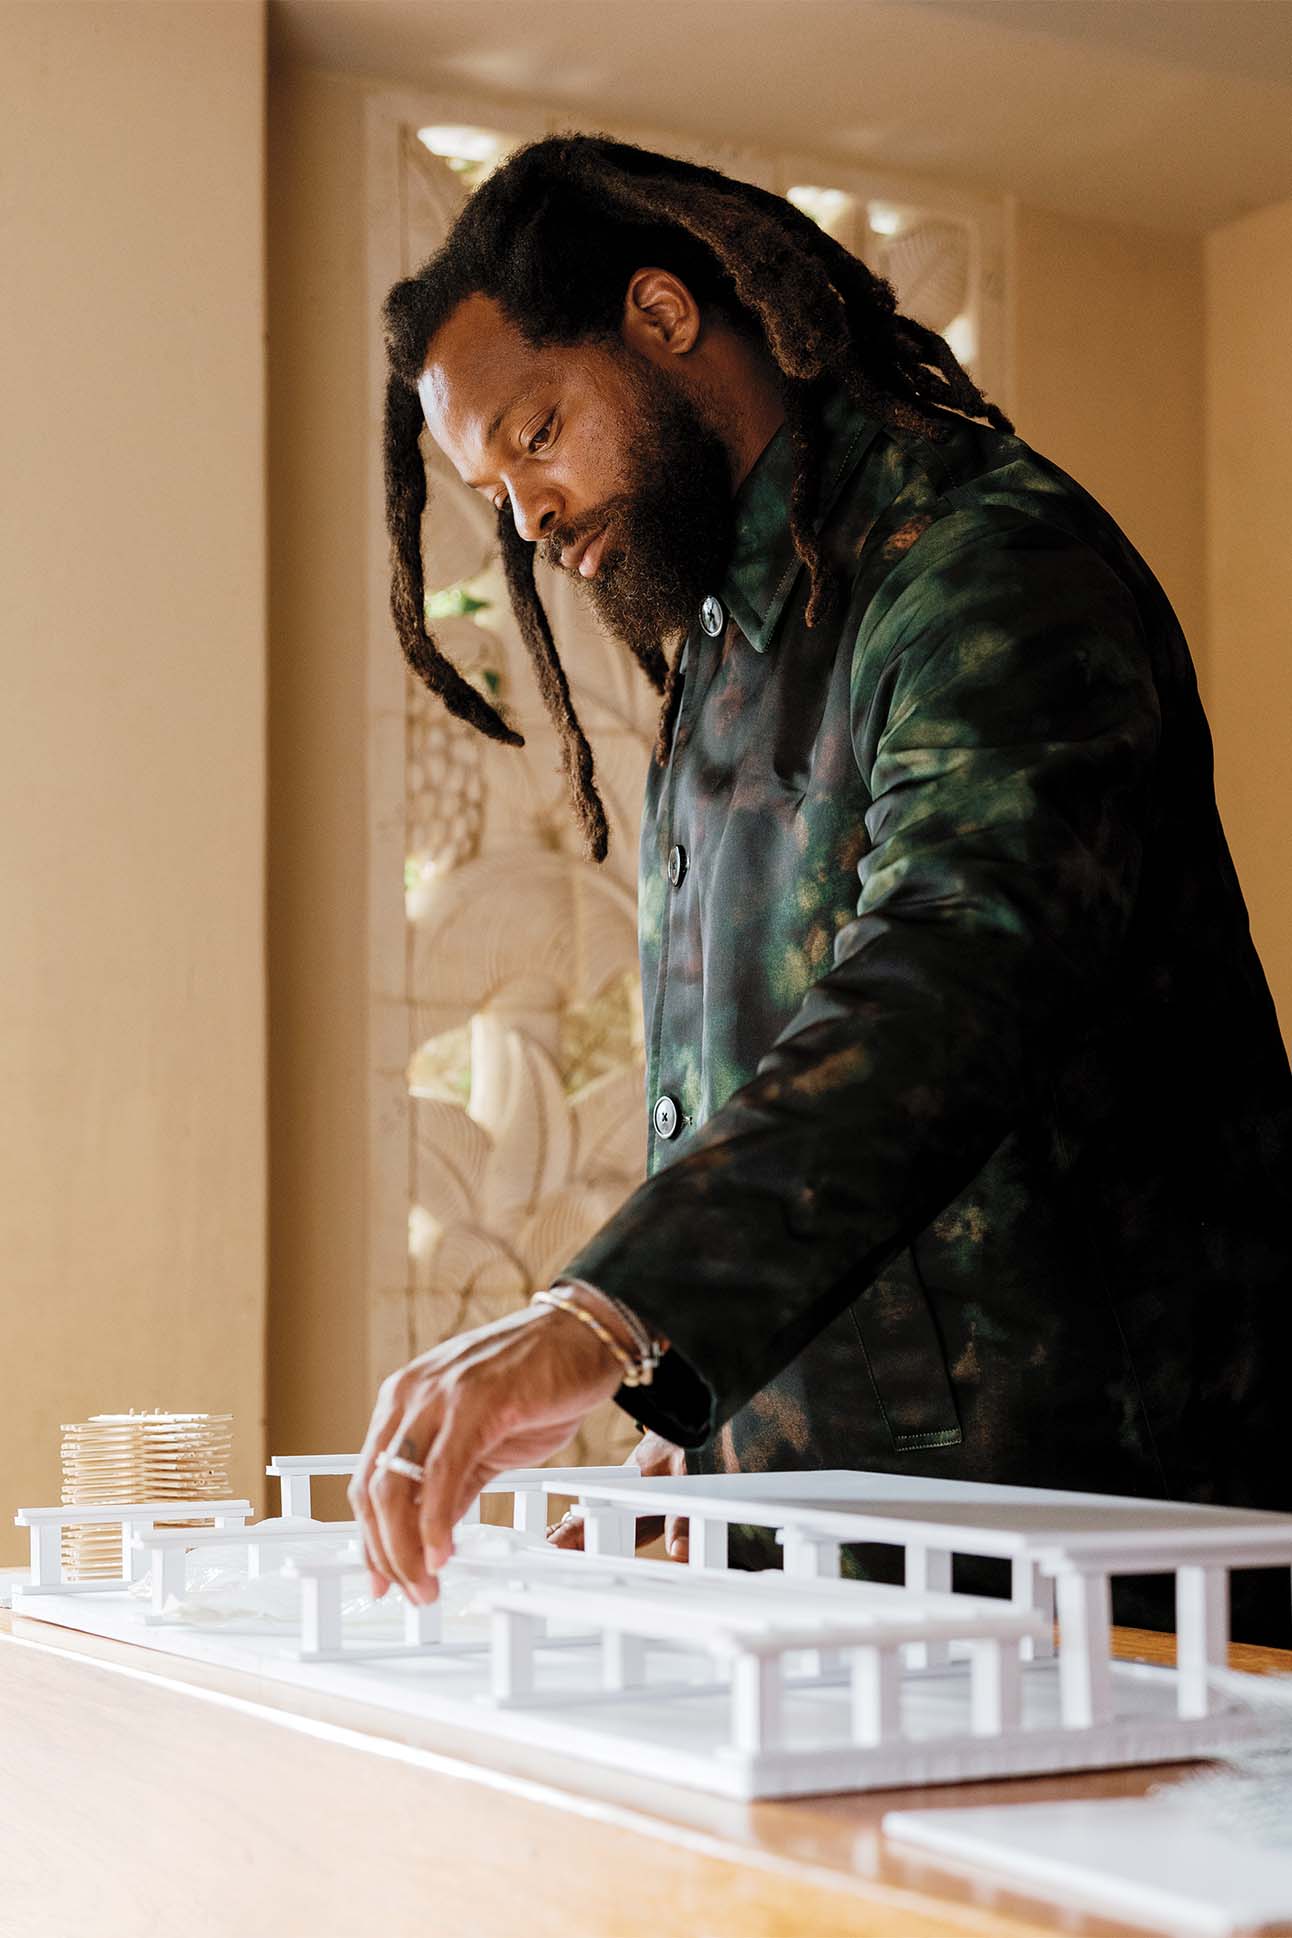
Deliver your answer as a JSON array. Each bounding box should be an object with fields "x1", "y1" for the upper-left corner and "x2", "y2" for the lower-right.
[
  {"x1": 552, "y1": 1276, "x2": 663, "y2": 1365},
  {"x1": 530, "y1": 1287, "x2": 658, "y2": 1387}
]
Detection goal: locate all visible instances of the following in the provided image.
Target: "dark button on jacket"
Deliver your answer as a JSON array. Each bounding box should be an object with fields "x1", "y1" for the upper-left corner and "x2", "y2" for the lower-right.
[{"x1": 558, "y1": 379, "x2": 1292, "y2": 1640}]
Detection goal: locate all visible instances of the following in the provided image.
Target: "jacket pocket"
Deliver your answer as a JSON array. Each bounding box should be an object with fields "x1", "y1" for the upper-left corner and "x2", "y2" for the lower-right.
[{"x1": 847, "y1": 1245, "x2": 963, "y2": 1451}]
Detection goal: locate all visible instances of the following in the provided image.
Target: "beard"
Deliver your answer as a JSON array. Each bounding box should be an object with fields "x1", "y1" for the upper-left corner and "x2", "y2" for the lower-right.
[{"x1": 539, "y1": 353, "x2": 738, "y2": 662}]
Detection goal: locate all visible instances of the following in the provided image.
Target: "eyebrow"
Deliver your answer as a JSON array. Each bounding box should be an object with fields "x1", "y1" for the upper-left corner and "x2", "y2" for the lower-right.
[
  {"x1": 487, "y1": 390, "x2": 530, "y2": 443},
  {"x1": 461, "y1": 389, "x2": 533, "y2": 491}
]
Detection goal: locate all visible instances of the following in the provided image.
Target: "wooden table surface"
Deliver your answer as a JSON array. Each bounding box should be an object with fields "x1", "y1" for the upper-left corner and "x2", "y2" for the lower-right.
[{"x1": 2, "y1": 1606, "x2": 1288, "y2": 1938}]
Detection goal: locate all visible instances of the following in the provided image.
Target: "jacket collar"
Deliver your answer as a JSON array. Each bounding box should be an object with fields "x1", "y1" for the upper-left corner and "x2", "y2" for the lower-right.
[{"x1": 717, "y1": 383, "x2": 883, "y2": 653}]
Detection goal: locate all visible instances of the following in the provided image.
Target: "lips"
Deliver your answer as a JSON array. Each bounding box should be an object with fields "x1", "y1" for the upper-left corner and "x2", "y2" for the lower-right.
[{"x1": 562, "y1": 521, "x2": 612, "y2": 578}]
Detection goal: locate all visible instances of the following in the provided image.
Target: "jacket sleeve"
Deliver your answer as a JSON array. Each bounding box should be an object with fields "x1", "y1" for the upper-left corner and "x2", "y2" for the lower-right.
[{"x1": 556, "y1": 510, "x2": 1163, "y2": 1446}]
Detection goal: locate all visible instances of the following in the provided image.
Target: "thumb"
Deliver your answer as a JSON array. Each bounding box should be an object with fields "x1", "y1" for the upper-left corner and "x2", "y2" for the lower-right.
[{"x1": 665, "y1": 1511, "x2": 690, "y2": 1562}]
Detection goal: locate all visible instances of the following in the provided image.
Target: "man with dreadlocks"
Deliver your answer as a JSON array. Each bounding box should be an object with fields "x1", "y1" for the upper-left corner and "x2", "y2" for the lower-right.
[{"x1": 352, "y1": 134, "x2": 1292, "y2": 1644}]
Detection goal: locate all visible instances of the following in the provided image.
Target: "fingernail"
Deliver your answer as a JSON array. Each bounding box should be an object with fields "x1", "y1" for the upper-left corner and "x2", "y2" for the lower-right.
[{"x1": 368, "y1": 1572, "x2": 387, "y2": 1600}]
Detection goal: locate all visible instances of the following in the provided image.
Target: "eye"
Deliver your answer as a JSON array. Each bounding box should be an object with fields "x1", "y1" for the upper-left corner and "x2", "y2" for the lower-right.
[{"x1": 526, "y1": 414, "x2": 555, "y2": 454}]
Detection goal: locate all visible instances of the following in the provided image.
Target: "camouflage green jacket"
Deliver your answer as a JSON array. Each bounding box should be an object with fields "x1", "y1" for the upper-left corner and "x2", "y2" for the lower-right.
[{"x1": 558, "y1": 381, "x2": 1292, "y2": 1630}]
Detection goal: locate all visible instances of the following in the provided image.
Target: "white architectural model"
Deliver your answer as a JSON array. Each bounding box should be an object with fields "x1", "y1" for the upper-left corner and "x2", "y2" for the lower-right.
[{"x1": 12, "y1": 1462, "x2": 1292, "y2": 1800}]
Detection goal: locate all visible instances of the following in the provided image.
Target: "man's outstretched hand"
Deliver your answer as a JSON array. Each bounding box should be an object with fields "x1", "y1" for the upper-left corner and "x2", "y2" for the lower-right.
[
  {"x1": 546, "y1": 1427, "x2": 691, "y2": 1559},
  {"x1": 347, "y1": 1303, "x2": 623, "y2": 1606}
]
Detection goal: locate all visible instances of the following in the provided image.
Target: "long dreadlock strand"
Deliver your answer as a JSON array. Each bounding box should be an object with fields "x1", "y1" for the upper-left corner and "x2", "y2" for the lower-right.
[
  {"x1": 653, "y1": 635, "x2": 688, "y2": 768},
  {"x1": 781, "y1": 377, "x2": 833, "y2": 629},
  {"x1": 498, "y1": 511, "x2": 609, "y2": 863},
  {"x1": 383, "y1": 376, "x2": 523, "y2": 746},
  {"x1": 894, "y1": 314, "x2": 1015, "y2": 433},
  {"x1": 818, "y1": 242, "x2": 1014, "y2": 434}
]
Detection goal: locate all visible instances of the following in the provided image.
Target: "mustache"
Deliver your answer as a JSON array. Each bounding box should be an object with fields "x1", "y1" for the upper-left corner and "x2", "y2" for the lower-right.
[{"x1": 540, "y1": 491, "x2": 637, "y2": 572}]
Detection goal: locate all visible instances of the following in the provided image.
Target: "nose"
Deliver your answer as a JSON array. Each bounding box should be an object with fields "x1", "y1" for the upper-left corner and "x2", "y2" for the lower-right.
[{"x1": 507, "y1": 479, "x2": 561, "y2": 545}]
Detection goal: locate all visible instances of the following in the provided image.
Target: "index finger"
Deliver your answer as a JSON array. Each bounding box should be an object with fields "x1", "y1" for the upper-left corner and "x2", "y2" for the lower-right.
[{"x1": 347, "y1": 1381, "x2": 406, "y2": 1596}]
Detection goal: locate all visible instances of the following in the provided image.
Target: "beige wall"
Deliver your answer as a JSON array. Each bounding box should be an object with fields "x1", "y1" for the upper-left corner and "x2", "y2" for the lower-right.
[
  {"x1": 1008, "y1": 203, "x2": 1207, "y2": 672},
  {"x1": 1205, "y1": 195, "x2": 1292, "y2": 1044},
  {"x1": 0, "y1": 0, "x2": 267, "y2": 1561},
  {"x1": 265, "y1": 65, "x2": 374, "y2": 1488}
]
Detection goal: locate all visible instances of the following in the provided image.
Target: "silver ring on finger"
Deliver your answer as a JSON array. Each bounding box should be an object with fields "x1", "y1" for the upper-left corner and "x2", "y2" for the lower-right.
[{"x1": 375, "y1": 1448, "x2": 424, "y2": 1483}]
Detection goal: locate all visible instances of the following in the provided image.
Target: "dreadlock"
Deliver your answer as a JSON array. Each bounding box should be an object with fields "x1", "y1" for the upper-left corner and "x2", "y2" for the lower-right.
[
  {"x1": 498, "y1": 512, "x2": 608, "y2": 861},
  {"x1": 383, "y1": 132, "x2": 1015, "y2": 863}
]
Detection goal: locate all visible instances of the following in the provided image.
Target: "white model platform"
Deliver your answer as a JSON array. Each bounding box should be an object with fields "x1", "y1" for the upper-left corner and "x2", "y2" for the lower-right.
[{"x1": 12, "y1": 1462, "x2": 1292, "y2": 1801}]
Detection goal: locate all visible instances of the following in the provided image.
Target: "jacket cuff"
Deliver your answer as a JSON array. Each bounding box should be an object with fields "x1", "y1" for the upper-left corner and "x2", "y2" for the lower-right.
[
  {"x1": 554, "y1": 1239, "x2": 718, "y2": 1448},
  {"x1": 611, "y1": 1348, "x2": 715, "y2": 1448}
]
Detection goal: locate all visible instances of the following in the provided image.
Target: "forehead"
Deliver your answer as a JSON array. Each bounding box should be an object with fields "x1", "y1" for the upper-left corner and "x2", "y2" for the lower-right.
[{"x1": 417, "y1": 292, "x2": 555, "y2": 470}]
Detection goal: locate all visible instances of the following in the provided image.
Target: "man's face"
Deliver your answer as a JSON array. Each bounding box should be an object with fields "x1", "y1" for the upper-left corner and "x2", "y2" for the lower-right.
[{"x1": 418, "y1": 291, "x2": 736, "y2": 657}]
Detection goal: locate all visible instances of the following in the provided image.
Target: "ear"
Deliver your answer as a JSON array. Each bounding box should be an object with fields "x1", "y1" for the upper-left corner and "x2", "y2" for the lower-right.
[{"x1": 621, "y1": 267, "x2": 702, "y2": 359}]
